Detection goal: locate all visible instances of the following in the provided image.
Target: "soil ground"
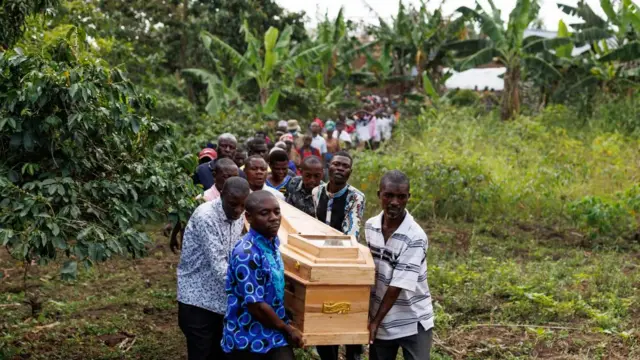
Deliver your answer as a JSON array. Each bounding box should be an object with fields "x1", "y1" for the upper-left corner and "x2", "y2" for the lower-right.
[{"x1": 1, "y1": 223, "x2": 638, "y2": 360}]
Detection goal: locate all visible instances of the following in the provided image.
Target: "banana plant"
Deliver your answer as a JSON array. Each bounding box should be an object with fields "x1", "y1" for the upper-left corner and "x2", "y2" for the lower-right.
[
  {"x1": 185, "y1": 21, "x2": 325, "y2": 119},
  {"x1": 445, "y1": 0, "x2": 571, "y2": 120},
  {"x1": 366, "y1": 0, "x2": 467, "y2": 92},
  {"x1": 557, "y1": 0, "x2": 640, "y2": 63}
]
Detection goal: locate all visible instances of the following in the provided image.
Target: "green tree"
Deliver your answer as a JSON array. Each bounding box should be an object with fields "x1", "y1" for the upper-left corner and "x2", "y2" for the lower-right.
[
  {"x1": 186, "y1": 22, "x2": 324, "y2": 120},
  {"x1": 1, "y1": 0, "x2": 59, "y2": 49},
  {"x1": 558, "y1": 0, "x2": 640, "y2": 63},
  {"x1": 367, "y1": 0, "x2": 467, "y2": 92},
  {"x1": 0, "y1": 34, "x2": 198, "y2": 279},
  {"x1": 446, "y1": 0, "x2": 571, "y2": 120}
]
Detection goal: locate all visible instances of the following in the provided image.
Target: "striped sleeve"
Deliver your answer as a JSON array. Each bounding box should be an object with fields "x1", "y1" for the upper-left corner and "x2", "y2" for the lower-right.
[{"x1": 389, "y1": 236, "x2": 425, "y2": 292}]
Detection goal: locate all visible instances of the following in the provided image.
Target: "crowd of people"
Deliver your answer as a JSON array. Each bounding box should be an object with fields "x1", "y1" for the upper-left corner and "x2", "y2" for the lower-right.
[{"x1": 173, "y1": 102, "x2": 431, "y2": 360}]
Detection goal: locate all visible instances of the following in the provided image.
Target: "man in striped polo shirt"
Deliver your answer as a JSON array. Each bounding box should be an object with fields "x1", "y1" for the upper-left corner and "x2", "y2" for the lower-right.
[{"x1": 365, "y1": 170, "x2": 434, "y2": 360}]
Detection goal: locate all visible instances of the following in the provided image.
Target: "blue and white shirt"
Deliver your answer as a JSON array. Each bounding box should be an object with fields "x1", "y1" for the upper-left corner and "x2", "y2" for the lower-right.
[
  {"x1": 365, "y1": 211, "x2": 434, "y2": 340},
  {"x1": 177, "y1": 199, "x2": 244, "y2": 315},
  {"x1": 222, "y1": 229, "x2": 289, "y2": 354}
]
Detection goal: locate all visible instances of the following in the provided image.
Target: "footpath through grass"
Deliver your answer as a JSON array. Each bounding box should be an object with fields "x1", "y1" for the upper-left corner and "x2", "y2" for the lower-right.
[{"x1": 2, "y1": 106, "x2": 640, "y2": 359}]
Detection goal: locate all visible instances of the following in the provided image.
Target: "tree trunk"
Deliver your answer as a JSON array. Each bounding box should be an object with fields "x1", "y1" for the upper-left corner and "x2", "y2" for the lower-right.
[
  {"x1": 501, "y1": 65, "x2": 521, "y2": 121},
  {"x1": 259, "y1": 88, "x2": 268, "y2": 106}
]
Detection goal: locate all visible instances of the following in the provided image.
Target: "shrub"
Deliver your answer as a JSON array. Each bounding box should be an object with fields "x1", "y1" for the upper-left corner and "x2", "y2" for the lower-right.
[
  {"x1": 0, "y1": 42, "x2": 198, "y2": 278},
  {"x1": 567, "y1": 196, "x2": 635, "y2": 239}
]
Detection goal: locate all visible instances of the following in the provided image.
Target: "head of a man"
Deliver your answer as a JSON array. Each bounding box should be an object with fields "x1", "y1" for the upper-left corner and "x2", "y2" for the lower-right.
[
  {"x1": 301, "y1": 156, "x2": 323, "y2": 190},
  {"x1": 245, "y1": 191, "x2": 281, "y2": 239},
  {"x1": 328, "y1": 151, "x2": 353, "y2": 186},
  {"x1": 213, "y1": 158, "x2": 239, "y2": 191},
  {"x1": 269, "y1": 148, "x2": 290, "y2": 183},
  {"x1": 310, "y1": 122, "x2": 321, "y2": 136},
  {"x1": 244, "y1": 155, "x2": 268, "y2": 191},
  {"x1": 378, "y1": 170, "x2": 410, "y2": 220},
  {"x1": 221, "y1": 177, "x2": 251, "y2": 221},
  {"x1": 303, "y1": 134, "x2": 313, "y2": 148},
  {"x1": 248, "y1": 138, "x2": 269, "y2": 162},
  {"x1": 233, "y1": 148, "x2": 247, "y2": 168},
  {"x1": 338, "y1": 112, "x2": 346, "y2": 122},
  {"x1": 217, "y1": 133, "x2": 238, "y2": 159}
]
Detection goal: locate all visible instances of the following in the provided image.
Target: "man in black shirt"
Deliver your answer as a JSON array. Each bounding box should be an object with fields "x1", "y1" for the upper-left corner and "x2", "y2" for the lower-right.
[{"x1": 312, "y1": 151, "x2": 366, "y2": 360}]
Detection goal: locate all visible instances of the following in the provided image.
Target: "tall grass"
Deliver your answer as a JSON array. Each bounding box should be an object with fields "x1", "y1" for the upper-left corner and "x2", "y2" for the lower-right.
[{"x1": 353, "y1": 102, "x2": 640, "y2": 241}]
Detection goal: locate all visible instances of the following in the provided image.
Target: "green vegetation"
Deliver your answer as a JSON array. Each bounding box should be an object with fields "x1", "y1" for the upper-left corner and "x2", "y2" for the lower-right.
[{"x1": 1, "y1": 0, "x2": 640, "y2": 358}]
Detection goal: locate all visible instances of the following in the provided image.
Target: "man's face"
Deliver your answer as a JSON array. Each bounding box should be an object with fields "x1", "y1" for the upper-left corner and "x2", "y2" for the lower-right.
[
  {"x1": 302, "y1": 163, "x2": 323, "y2": 190},
  {"x1": 222, "y1": 192, "x2": 248, "y2": 220},
  {"x1": 378, "y1": 182, "x2": 410, "y2": 220},
  {"x1": 303, "y1": 137, "x2": 312, "y2": 147},
  {"x1": 271, "y1": 160, "x2": 289, "y2": 182},
  {"x1": 245, "y1": 159, "x2": 268, "y2": 189},
  {"x1": 214, "y1": 166, "x2": 239, "y2": 191},
  {"x1": 250, "y1": 145, "x2": 269, "y2": 161},
  {"x1": 310, "y1": 123, "x2": 320, "y2": 135},
  {"x1": 329, "y1": 155, "x2": 352, "y2": 185},
  {"x1": 233, "y1": 152, "x2": 247, "y2": 168},
  {"x1": 246, "y1": 196, "x2": 281, "y2": 239},
  {"x1": 284, "y1": 141, "x2": 293, "y2": 152},
  {"x1": 217, "y1": 139, "x2": 237, "y2": 159}
]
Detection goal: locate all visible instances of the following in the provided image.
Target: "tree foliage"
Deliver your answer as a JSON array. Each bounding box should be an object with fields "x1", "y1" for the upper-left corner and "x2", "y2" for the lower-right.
[
  {"x1": 0, "y1": 35, "x2": 198, "y2": 278},
  {"x1": 0, "y1": 0, "x2": 59, "y2": 49}
]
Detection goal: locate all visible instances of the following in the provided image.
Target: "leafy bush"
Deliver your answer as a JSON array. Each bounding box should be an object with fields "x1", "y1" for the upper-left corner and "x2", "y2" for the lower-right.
[
  {"x1": 0, "y1": 43, "x2": 198, "y2": 278},
  {"x1": 448, "y1": 89, "x2": 480, "y2": 107},
  {"x1": 353, "y1": 105, "x2": 640, "y2": 240}
]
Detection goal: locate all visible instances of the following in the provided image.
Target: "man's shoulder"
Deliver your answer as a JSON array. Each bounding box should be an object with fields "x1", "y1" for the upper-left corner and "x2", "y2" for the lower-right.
[
  {"x1": 365, "y1": 212, "x2": 383, "y2": 227},
  {"x1": 230, "y1": 234, "x2": 256, "y2": 256},
  {"x1": 196, "y1": 161, "x2": 213, "y2": 171},
  {"x1": 312, "y1": 183, "x2": 326, "y2": 196},
  {"x1": 288, "y1": 176, "x2": 303, "y2": 188},
  {"x1": 348, "y1": 185, "x2": 365, "y2": 199},
  {"x1": 402, "y1": 213, "x2": 428, "y2": 241},
  {"x1": 191, "y1": 200, "x2": 217, "y2": 218}
]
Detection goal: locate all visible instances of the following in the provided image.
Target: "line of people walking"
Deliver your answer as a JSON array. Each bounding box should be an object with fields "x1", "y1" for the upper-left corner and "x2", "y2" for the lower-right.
[{"x1": 174, "y1": 124, "x2": 432, "y2": 360}]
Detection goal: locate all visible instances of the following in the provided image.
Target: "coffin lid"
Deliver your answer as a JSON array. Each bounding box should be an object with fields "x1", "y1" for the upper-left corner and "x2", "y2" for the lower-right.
[{"x1": 245, "y1": 199, "x2": 375, "y2": 285}]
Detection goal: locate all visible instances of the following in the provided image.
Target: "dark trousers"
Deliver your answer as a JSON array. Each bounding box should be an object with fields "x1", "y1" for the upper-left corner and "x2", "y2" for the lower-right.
[
  {"x1": 317, "y1": 344, "x2": 363, "y2": 360},
  {"x1": 178, "y1": 302, "x2": 225, "y2": 360},
  {"x1": 230, "y1": 346, "x2": 295, "y2": 360},
  {"x1": 369, "y1": 325, "x2": 433, "y2": 360}
]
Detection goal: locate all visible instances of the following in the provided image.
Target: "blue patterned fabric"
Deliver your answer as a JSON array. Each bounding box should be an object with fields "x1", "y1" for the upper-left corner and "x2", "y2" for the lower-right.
[{"x1": 221, "y1": 229, "x2": 289, "y2": 354}]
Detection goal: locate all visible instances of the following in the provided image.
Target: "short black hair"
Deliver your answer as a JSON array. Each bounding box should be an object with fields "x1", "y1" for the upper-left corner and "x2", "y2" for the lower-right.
[
  {"x1": 380, "y1": 170, "x2": 410, "y2": 191},
  {"x1": 302, "y1": 155, "x2": 322, "y2": 170},
  {"x1": 247, "y1": 137, "x2": 267, "y2": 152},
  {"x1": 214, "y1": 158, "x2": 238, "y2": 172},
  {"x1": 245, "y1": 155, "x2": 267, "y2": 168},
  {"x1": 221, "y1": 177, "x2": 250, "y2": 198},
  {"x1": 269, "y1": 149, "x2": 289, "y2": 164},
  {"x1": 332, "y1": 151, "x2": 352, "y2": 165},
  {"x1": 245, "y1": 190, "x2": 277, "y2": 214}
]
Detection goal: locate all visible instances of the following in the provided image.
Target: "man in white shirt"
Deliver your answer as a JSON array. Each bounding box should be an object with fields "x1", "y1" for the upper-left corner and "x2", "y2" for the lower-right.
[
  {"x1": 177, "y1": 177, "x2": 251, "y2": 360},
  {"x1": 310, "y1": 122, "x2": 327, "y2": 156},
  {"x1": 244, "y1": 155, "x2": 285, "y2": 200},
  {"x1": 365, "y1": 170, "x2": 434, "y2": 360},
  {"x1": 333, "y1": 120, "x2": 352, "y2": 149}
]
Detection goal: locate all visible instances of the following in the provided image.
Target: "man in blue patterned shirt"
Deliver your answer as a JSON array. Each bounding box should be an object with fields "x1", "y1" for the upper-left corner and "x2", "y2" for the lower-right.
[
  {"x1": 222, "y1": 191, "x2": 304, "y2": 360},
  {"x1": 177, "y1": 177, "x2": 250, "y2": 360}
]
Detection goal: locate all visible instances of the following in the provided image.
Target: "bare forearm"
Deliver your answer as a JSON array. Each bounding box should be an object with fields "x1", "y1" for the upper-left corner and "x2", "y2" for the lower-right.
[
  {"x1": 247, "y1": 302, "x2": 289, "y2": 332},
  {"x1": 372, "y1": 286, "x2": 402, "y2": 324}
]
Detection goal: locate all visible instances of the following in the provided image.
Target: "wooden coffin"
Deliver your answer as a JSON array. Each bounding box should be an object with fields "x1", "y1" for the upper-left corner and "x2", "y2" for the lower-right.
[{"x1": 248, "y1": 199, "x2": 375, "y2": 345}]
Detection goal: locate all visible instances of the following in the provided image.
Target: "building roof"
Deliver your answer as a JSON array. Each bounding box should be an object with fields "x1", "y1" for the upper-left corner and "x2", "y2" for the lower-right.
[{"x1": 444, "y1": 67, "x2": 506, "y2": 91}]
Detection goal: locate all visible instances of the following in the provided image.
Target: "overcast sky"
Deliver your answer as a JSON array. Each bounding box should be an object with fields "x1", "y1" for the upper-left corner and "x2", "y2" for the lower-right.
[{"x1": 275, "y1": 0, "x2": 607, "y2": 31}]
